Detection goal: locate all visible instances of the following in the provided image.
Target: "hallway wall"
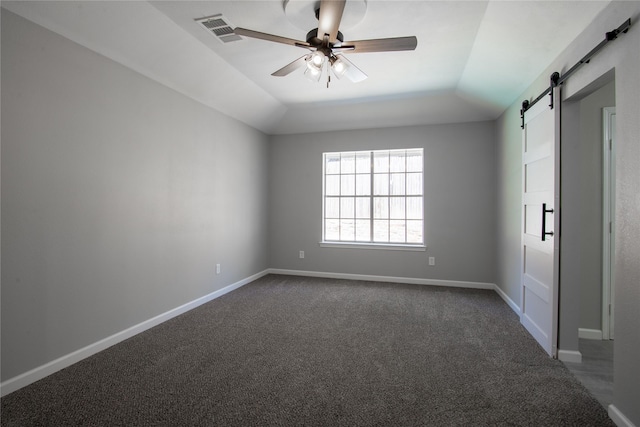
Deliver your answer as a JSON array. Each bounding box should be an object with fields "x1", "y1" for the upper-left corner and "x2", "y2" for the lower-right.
[{"x1": 495, "y1": 3, "x2": 640, "y2": 424}]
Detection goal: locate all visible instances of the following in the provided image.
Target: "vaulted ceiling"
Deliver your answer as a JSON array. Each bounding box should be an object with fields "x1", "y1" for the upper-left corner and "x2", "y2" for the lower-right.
[{"x1": 3, "y1": 1, "x2": 610, "y2": 134}]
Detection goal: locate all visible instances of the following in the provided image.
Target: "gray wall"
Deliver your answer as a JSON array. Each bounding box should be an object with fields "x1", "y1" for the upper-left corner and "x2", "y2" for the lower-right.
[
  {"x1": 1, "y1": 10, "x2": 269, "y2": 381},
  {"x1": 495, "y1": 2, "x2": 640, "y2": 423},
  {"x1": 268, "y1": 123, "x2": 497, "y2": 284},
  {"x1": 4, "y1": 2, "x2": 640, "y2": 424}
]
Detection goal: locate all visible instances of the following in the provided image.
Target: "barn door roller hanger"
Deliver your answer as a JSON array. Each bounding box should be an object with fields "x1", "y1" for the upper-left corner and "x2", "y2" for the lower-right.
[{"x1": 520, "y1": 18, "x2": 631, "y2": 128}]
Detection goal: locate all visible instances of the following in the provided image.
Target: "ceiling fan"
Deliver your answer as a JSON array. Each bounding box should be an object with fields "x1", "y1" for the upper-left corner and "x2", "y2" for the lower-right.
[{"x1": 234, "y1": 0, "x2": 417, "y2": 85}]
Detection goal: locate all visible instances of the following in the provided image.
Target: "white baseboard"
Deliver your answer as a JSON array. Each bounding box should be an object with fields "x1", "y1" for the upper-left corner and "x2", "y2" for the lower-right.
[
  {"x1": 609, "y1": 404, "x2": 637, "y2": 427},
  {"x1": 493, "y1": 284, "x2": 521, "y2": 316},
  {"x1": 0, "y1": 269, "x2": 269, "y2": 397},
  {"x1": 267, "y1": 268, "x2": 496, "y2": 290},
  {"x1": 558, "y1": 349, "x2": 583, "y2": 363},
  {"x1": 579, "y1": 328, "x2": 604, "y2": 340},
  {"x1": 268, "y1": 269, "x2": 523, "y2": 319}
]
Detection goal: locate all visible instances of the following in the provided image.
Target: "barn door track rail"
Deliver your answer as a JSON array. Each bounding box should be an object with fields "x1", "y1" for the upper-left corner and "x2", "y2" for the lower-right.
[{"x1": 521, "y1": 17, "x2": 631, "y2": 128}]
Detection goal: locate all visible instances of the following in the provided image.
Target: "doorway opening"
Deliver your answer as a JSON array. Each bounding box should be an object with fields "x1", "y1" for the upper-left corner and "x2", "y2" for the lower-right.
[{"x1": 560, "y1": 72, "x2": 615, "y2": 410}]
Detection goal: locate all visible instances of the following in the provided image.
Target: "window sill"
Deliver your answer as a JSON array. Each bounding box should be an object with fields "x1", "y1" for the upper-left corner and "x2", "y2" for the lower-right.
[{"x1": 319, "y1": 242, "x2": 427, "y2": 252}]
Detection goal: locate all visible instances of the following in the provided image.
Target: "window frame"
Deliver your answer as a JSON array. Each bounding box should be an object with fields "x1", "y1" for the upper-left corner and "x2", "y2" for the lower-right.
[{"x1": 321, "y1": 148, "x2": 426, "y2": 251}]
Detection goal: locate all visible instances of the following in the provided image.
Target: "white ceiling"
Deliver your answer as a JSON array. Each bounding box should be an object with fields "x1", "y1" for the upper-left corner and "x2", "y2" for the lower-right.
[{"x1": 3, "y1": 0, "x2": 610, "y2": 135}]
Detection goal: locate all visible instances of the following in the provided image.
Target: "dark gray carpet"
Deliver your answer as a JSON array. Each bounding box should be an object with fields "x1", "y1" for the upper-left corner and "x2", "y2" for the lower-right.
[{"x1": 1, "y1": 274, "x2": 613, "y2": 426}]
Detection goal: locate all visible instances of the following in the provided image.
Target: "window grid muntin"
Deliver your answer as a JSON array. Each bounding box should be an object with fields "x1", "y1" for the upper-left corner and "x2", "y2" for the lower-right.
[{"x1": 323, "y1": 149, "x2": 423, "y2": 245}]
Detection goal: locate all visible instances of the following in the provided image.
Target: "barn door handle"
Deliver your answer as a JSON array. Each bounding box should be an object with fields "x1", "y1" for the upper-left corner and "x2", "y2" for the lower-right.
[{"x1": 542, "y1": 203, "x2": 554, "y2": 241}]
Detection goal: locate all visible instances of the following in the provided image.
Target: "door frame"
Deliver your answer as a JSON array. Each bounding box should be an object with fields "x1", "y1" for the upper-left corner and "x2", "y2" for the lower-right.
[{"x1": 602, "y1": 106, "x2": 616, "y2": 340}]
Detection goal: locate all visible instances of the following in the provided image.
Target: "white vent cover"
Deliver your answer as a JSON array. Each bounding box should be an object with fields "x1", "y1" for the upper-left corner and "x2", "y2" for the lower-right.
[{"x1": 195, "y1": 14, "x2": 242, "y2": 43}]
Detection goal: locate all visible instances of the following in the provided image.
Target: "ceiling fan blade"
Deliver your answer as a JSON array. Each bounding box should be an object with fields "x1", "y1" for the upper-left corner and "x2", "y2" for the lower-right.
[
  {"x1": 341, "y1": 36, "x2": 418, "y2": 53},
  {"x1": 337, "y1": 55, "x2": 367, "y2": 83},
  {"x1": 234, "y1": 27, "x2": 311, "y2": 49},
  {"x1": 317, "y1": 0, "x2": 346, "y2": 43},
  {"x1": 272, "y1": 55, "x2": 309, "y2": 77}
]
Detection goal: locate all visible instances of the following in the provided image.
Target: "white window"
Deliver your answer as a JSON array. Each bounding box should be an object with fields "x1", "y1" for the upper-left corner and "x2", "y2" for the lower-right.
[{"x1": 322, "y1": 148, "x2": 424, "y2": 246}]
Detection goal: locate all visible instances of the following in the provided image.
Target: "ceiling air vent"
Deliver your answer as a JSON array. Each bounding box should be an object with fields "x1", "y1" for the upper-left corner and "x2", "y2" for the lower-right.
[{"x1": 195, "y1": 14, "x2": 242, "y2": 43}]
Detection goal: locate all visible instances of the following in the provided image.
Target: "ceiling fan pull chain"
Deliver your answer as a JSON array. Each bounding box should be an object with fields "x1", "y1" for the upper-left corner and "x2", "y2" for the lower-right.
[{"x1": 327, "y1": 75, "x2": 331, "y2": 89}]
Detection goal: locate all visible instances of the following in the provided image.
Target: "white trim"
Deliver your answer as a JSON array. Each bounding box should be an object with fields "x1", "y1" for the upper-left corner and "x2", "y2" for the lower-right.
[
  {"x1": 272, "y1": 269, "x2": 522, "y2": 318},
  {"x1": 609, "y1": 405, "x2": 637, "y2": 427},
  {"x1": 602, "y1": 106, "x2": 616, "y2": 341},
  {"x1": 578, "y1": 328, "x2": 603, "y2": 340},
  {"x1": 319, "y1": 242, "x2": 427, "y2": 251},
  {"x1": 558, "y1": 350, "x2": 583, "y2": 363},
  {"x1": 0, "y1": 269, "x2": 270, "y2": 397},
  {"x1": 493, "y1": 285, "x2": 521, "y2": 316},
  {"x1": 267, "y1": 268, "x2": 495, "y2": 290},
  {"x1": 321, "y1": 149, "x2": 425, "y2": 247},
  {"x1": 0, "y1": 269, "x2": 546, "y2": 398}
]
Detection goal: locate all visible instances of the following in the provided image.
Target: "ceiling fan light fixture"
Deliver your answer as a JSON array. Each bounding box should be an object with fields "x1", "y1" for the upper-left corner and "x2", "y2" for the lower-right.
[
  {"x1": 304, "y1": 65, "x2": 323, "y2": 82},
  {"x1": 306, "y1": 59, "x2": 322, "y2": 73},
  {"x1": 309, "y1": 50, "x2": 326, "y2": 67},
  {"x1": 330, "y1": 55, "x2": 348, "y2": 78},
  {"x1": 304, "y1": 51, "x2": 325, "y2": 82}
]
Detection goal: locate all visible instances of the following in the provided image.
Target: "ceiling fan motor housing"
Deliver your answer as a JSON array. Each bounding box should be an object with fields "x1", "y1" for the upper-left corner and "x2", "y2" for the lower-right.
[{"x1": 306, "y1": 28, "x2": 344, "y2": 47}]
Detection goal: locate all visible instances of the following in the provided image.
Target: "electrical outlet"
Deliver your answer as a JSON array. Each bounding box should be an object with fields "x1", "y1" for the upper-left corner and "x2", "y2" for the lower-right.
[
  {"x1": 429, "y1": 257, "x2": 435, "y2": 266},
  {"x1": 216, "y1": 264, "x2": 221, "y2": 274},
  {"x1": 299, "y1": 251, "x2": 305, "y2": 259}
]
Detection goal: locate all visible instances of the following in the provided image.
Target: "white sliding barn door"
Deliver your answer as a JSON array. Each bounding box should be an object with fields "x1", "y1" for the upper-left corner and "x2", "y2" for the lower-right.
[{"x1": 521, "y1": 89, "x2": 561, "y2": 357}]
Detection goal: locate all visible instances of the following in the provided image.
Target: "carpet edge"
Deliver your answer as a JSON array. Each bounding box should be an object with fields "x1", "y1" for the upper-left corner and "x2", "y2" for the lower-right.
[
  {"x1": 0, "y1": 269, "x2": 270, "y2": 397},
  {"x1": 268, "y1": 268, "x2": 495, "y2": 290}
]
